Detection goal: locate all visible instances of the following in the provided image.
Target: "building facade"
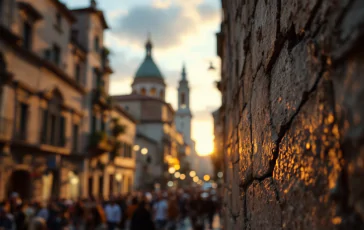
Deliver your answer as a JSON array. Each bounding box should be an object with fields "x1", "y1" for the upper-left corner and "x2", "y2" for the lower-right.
[
  {"x1": 0, "y1": 0, "x2": 136, "y2": 201},
  {"x1": 113, "y1": 38, "x2": 191, "y2": 190}
]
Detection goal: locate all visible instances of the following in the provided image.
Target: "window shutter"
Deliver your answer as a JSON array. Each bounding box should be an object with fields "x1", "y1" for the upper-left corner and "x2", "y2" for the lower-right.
[
  {"x1": 60, "y1": 116, "x2": 66, "y2": 147},
  {"x1": 41, "y1": 109, "x2": 48, "y2": 144}
]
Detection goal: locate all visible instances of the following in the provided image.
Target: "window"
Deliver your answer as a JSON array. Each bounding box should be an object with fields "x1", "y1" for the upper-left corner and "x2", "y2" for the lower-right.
[
  {"x1": 59, "y1": 116, "x2": 66, "y2": 146},
  {"x1": 72, "y1": 124, "x2": 79, "y2": 152},
  {"x1": 100, "y1": 119, "x2": 105, "y2": 132},
  {"x1": 181, "y1": 92, "x2": 186, "y2": 105},
  {"x1": 150, "y1": 88, "x2": 156, "y2": 96},
  {"x1": 23, "y1": 22, "x2": 32, "y2": 50},
  {"x1": 56, "y1": 13, "x2": 61, "y2": 27},
  {"x1": 40, "y1": 90, "x2": 66, "y2": 147},
  {"x1": 94, "y1": 68, "x2": 102, "y2": 89},
  {"x1": 0, "y1": 0, "x2": 3, "y2": 18},
  {"x1": 160, "y1": 90, "x2": 164, "y2": 99},
  {"x1": 91, "y1": 115, "x2": 97, "y2": 133},
  {"x1": 109, "y1": 174, "x2": 114, "y2": 196},
  {"x1": 52, "y1": 44, "x2": 61, "y2": 65},
  {"x1": 17, "y1": 102, "x2": 28, "y2": 140},
  {"x1": 75, "y1": 64, "x2": 81, "y2": 84},
  {"x1": 94, "y1": 36, "x2": 99, "y2": 52},
  {"x1": 140, "y1": 88, "x2": 146, "y2": 96},
  {"x1": 44, "y1": 49, "x2": 51, "y2": 60},
  {"x1": 98, "y1": 175, "x2": 103, "y2": 197},
  {"x1": 88, "y1": 177, "x2": 93, "y2": 197}
]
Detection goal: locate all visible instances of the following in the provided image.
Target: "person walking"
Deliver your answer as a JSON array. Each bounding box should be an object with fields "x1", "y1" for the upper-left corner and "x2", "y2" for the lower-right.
[
  {"x1": 153, "y1": 193, "x2": 168, "y2": 230},
  {"x1": 125, "y1": 197, "x2": 138, "y2": 230},
  {"x1": 0, "y1": 206, "x2": 12, "y2": 230},
  {"x1": 104, "y1": 199, "x2": 121, "y2": 230},
  {"x1": 189, "y1": 193, "x2": 205, "y2": 230},
  {"x1": 166, "y1": 195, "x2": 179, "y2": 230},
  {"x1": 130, "y1": 200, "x2": 155, "y2": 230}
]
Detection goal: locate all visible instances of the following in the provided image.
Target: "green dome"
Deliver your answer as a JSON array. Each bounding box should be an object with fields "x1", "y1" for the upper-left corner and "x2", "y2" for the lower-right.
[{"x1": 135, "y1": 38, "x2": 163, "y2": 79}]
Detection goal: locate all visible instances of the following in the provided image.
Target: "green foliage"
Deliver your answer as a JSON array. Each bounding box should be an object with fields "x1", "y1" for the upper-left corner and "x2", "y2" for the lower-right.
[
  {"x1": 110, "y1": 118, "x2": 126, "y2": 137},
  {"x1": 89, "y1": 131, "x2": 107, "y2": 147}
]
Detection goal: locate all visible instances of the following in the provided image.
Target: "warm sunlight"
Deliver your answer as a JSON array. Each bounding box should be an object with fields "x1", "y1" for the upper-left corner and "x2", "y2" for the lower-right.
[{"x1": 193, "y1": 119, "x2": 214, "y2": 156}]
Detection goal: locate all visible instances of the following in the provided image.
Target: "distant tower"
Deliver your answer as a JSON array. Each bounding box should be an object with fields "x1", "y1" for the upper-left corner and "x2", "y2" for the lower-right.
[
  {"x1": 175, "y1": 64, "x2": 192, "y2": 141},
  {"x1": 132, "y1": 36, "x2": 166, "y2": 100}
]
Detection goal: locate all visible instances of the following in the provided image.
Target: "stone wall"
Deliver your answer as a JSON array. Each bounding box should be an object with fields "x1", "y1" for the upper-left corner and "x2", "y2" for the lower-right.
[{"x1": 219, "y1": 0, "x2": 364, "y2": 229}]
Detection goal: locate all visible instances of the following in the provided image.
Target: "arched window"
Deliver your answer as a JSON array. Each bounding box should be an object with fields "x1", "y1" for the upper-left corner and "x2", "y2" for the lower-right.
[
  {"x1": 140, "y1": 88, "x2": 146, "y2": 95},
  {"x1": 41, "y1": 88, "x2": 66, "y2": 146},
  {"x1": 160, "y1": 90, "x2": 164, "y2": 99},
  {"x1": 181, "y1": 92, "x2": 186, "y2": 108},
  {"x1": 150, "y1": 87, "x2": 156, "y2": 96}
]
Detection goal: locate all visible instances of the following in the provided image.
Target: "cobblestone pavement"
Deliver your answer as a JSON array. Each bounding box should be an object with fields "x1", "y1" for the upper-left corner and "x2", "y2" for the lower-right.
[{"x1": 177, "y1": 214, "x2": 222, "y2": 230}]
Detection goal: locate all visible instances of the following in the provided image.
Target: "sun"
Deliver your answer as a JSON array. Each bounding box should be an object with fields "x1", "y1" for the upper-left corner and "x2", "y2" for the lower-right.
[{"x1": 195, "y1": 135, "x2": 214, "y2": 156}]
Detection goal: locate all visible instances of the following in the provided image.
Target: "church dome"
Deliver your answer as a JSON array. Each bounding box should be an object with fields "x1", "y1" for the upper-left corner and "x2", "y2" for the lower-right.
[{"x1": 135, "y1": 38, "x2": 163, "y2": 79}]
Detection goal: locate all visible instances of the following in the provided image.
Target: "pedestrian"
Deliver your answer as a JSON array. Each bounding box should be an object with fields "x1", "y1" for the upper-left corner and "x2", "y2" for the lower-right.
[
  {"x1": 125, "y1": 197, "x2": 138, "y2": 230},
  {"x1": 189, "y1": 193, "x2": 205, "y2": 230},
  {"x1": 104, "y1": 199, "x2": 121, "y2": 230},
  {"x1": 153, "y1": 193, "x2": 168, "y2": 230},
  {"x1": 130, "y1": 200, "x2": 155, "y2": 230},
  {"x1": 204, "y1": 195, "x2": 216, "y2": 229},
  {"x1": 14, "y1": 203, "x2": 27, "y2": 230},
  {"x1": 0, "y1": 206, "x2": 12, "y2": 230},
  {"x1": 28, "y1": 217, "x2": 47, "y2": 230},
  {"x1": 166, "y1": 195, "x2": 179, "y2": 230}
]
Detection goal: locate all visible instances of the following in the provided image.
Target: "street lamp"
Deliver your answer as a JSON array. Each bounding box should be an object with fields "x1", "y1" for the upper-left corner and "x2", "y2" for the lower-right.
[
  {"x1": 193, "y1": 176, "x2": 199, "y2": 183},
  {"x1": 168, "y1": 167, "x2": 176, "y2": 174},
  {"x1": 115, "y1": 174, "x2": 122, "y2": 182},
  {"x1": 189, "y1": 171, "x2": 196, "y2": 178},
  {"x1": 174, "y1": 172, "x2": 181, "y2": 179},
  {"x1": 203, "y1": 175, "x2": 210, "y2": 182},
  {"x1": 133, "y1": 145, "x2": 140, "y2": 151},
  {"x1": 180, "y1": 174, "x2": 186, "y2": 180},
  {"x1": 141, "y1": 148, "x2": 148, "y2": 155}
]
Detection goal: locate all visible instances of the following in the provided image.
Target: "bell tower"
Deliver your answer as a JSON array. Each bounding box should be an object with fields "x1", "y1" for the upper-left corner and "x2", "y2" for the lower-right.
[{"x1": 175, "y1": 64, "x2": 192, "y2": 141}]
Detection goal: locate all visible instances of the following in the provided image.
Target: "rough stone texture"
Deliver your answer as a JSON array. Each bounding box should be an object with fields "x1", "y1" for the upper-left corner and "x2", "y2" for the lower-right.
[
  {"x1": 219, "y1": 0, "x2": 364, "y2": 228},
  {"x1": 247, "y1": 178, "x2": 282, "y2": 230},
  {"x1": 251, "y1": 0, "x2": 277, "y2": 71},
  {"x1": 251, "y1": 67, "x2": 276, "y2": 178}
]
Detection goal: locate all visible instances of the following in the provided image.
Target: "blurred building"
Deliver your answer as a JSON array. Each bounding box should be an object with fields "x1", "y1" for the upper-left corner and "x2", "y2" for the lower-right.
[
  {"x1": 113, "y1": 38, "x2": 193, "y2": 190},
  {"x1": 211, "y1": 107, "x2": 224, "y2": 179},
  {"x1": 0, "y1": 0, "x2": 136, "y2": 201}
]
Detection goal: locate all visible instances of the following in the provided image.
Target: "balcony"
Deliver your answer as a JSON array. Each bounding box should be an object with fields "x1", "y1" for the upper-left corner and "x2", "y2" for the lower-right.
[
  {"x1": 92, "y1": 87, "x2": 112, "y2": 109},
  {"x1": 88, "y1": 131, "x2": 113, "y2": 155},
  {"x1": 0, "y1": 117, "x2": 12, "y2": 140}
]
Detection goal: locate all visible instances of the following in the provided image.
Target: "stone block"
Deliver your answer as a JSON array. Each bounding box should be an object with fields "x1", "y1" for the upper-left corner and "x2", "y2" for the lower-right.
[
  {"x1": 247, "y1": 178, "x2": 282, "y2": 230},
  {"x1": 251, "y1": 0, "x2": 277, "y2": 71},
  {"x1": 273, "y1": 78, "x2": 343, "y2": 229},
  {"x1": 242, "y1": 51, "x2": 253, "y2": 107},
  {"x1": 239, "y1": 106, "x2": 253, "y2": 187},
  {"x1": 251, "y1": 67, "x2": 277, "y2": 178},
  {"x1": 270, "y1": 41, "x2": 321, "y2": 136},
  {"x1": 232, "y1": 162, "x2": 241, "y2": 216},
  {"x1": 332, "y1": 53, "x2": 364, "y2": 222},
  {"x1": 280, "y1": 0, "x2": 319, "y2": 35}
]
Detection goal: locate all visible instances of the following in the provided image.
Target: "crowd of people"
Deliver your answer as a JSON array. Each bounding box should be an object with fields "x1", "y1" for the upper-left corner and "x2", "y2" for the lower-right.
[{"x1": 0, "y1": 188, "x2": 222, "y2": 230}]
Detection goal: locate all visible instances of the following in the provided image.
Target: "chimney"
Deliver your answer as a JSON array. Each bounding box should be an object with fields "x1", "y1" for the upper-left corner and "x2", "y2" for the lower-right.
[{"x1": 90, "y1": 0, "x2": 97, "y2": 9}]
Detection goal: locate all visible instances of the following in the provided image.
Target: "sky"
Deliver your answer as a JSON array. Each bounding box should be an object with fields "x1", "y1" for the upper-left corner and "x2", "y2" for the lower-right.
[{"x1": 62, "y1": 0, "x2": 222, "y2": 156}]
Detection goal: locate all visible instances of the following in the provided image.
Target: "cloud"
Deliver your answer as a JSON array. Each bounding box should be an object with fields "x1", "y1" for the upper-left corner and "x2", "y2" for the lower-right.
[
  {"x1": 111, "y1": 1, "x2": 220, "y2": 49},
  {"x1": 197, "y1": 3, "x2": 220, "y2": 21},
  {"x1": 153, "y1": 0, "x2": 172, "y2": 9}
]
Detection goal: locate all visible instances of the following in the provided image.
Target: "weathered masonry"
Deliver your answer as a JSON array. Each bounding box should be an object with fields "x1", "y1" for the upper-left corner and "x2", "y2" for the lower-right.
[{"x1": 217, "y1": 0, "x2": 364, "y2": 229}]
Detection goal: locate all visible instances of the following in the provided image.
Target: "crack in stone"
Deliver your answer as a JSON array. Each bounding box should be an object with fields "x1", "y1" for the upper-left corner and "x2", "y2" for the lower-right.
[{"x1": 304, "y1": 0, "x2": 324, "y2": 32}]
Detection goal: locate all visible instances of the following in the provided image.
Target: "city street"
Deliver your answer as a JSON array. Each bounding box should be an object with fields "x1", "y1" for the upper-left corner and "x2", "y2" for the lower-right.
[{"x1": 177, "y1": 215, "x2": 222, "y2": 230}]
